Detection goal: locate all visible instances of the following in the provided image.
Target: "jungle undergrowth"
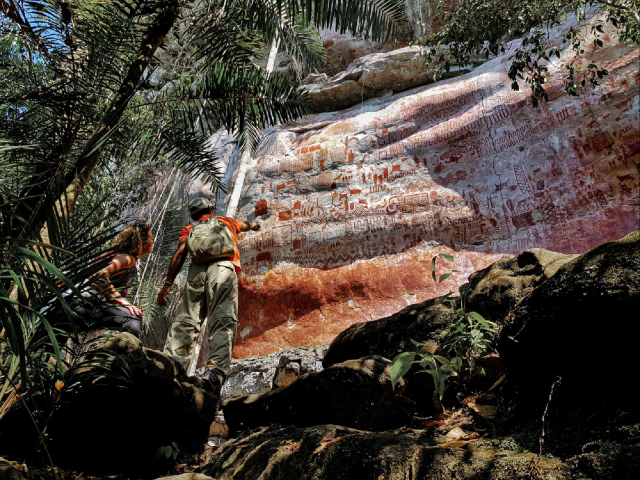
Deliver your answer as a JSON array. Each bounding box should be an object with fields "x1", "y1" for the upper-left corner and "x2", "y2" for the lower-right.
[{"x1": 390, "y1": 253, "x2": 498, "y2": 408}]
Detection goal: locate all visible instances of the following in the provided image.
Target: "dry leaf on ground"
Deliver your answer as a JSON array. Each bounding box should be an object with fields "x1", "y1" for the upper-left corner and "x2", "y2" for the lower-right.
[
  {"x1": 313, "y1": 436, "x2": 343, "y2": 454},
  {"x1": 445, "y1": 427, "x2": 466, "y2": 442},
  {"x1": 463, "y1": 395, "x2": 498, "y2": 418}
]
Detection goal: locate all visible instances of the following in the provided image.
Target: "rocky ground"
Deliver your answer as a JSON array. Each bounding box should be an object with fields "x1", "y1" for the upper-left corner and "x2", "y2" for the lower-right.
[{"x1": 1, "y1": 231, "x2": 638, "y2": 480}]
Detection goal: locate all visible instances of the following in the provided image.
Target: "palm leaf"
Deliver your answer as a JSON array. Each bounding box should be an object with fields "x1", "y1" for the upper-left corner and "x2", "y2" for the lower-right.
[{"x1": 272, "y1": 0, "x2": 406, "y2": 40}]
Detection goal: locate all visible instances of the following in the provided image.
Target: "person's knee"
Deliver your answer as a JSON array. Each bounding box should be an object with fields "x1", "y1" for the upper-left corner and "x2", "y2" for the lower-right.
[
  {"x1": 168, "y1": 320, "x2": 198, "y2": 342},
  {"x1": 123, "y1": 318, "x2": 142, "y2": 337},
  {"x1": 209, "y1": 317, "x2": 237, "y2": 342}
]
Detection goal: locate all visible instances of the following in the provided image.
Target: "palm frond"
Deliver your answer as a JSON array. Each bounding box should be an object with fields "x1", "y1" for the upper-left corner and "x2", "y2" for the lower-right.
[
  {"x1": 245, "y1": 0, "x2": 407, "y2": 41},
  {"x1": 167, "y1": 60, "x2": 307, "y2": 134},
  {"x1": 236, "y1": 122, "x2": 264, "y2": 155},
  {"x1": 162, "y1": 130, "x2": 225, "y2": 189},
  {"x1": 189, "y1": 3, "x2": 265, "y2": 65}
]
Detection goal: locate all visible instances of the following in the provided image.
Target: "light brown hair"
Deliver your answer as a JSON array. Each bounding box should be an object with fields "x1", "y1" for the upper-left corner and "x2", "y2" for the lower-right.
[{"x1": 111, "y1": 222, "x2": 151, "y2": 257}]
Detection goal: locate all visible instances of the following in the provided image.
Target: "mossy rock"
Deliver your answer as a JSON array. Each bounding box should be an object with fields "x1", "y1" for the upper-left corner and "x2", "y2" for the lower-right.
[
  {"x1": 497, "y1": 230, "x2": 640, "y2": 411},
  {"x1": 202, "y1": 409, "x2": 640, "y2": 480}
]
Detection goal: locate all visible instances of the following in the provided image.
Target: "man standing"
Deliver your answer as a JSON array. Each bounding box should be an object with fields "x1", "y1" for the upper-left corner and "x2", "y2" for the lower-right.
[{"x1": 157, "y1": 197, "x2": 260, "y2": 393}]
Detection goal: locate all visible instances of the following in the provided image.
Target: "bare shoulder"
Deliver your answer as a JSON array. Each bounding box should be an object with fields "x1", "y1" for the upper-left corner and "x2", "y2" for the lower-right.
[{"x1": 109, "y1": 252, "x2": 137, "y2": 271}]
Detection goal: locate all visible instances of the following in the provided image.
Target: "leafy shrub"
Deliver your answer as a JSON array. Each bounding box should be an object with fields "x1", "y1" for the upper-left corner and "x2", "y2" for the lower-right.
[
  {"x1": 390, "y1": 253, "x2": 498, "y2": 403},
  {"x1": 156, "y1": 442, "x2": 180, "y2": 461}
]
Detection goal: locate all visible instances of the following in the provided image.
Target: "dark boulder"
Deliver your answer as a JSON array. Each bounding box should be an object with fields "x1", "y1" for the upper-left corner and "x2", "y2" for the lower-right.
[
  {"x1": 323, "y1": 299, "x2": 455, "y2": 368},
  {"x1": 497, "y1": 230, "x2": 640, "y2": 410},
  {"x1": 322, "y1": 249, "x2": 575, "y2": 370},
  {"x1": 463, "y1": 249, "x2": 578, "y2": 324},
  {"x1": 223, "y1": 356, "x2": 417, "y2": 434},
  {"x1": 201, "y1": 411, "x2": 640, "y2": 480},
  {"x1": 46, "y1": 333, "x2": 218, "y2": 472}
]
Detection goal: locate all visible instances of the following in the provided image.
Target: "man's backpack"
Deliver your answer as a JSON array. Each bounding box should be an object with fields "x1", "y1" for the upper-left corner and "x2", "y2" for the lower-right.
[{"x1": 186, "y1": 217, "x2": 235, "y2": 264}]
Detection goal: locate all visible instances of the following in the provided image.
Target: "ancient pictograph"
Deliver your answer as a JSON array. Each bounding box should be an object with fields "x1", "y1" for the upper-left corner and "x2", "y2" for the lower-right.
[{"x1": 225, "y1": 44, "x2": 639, "y2": 277}]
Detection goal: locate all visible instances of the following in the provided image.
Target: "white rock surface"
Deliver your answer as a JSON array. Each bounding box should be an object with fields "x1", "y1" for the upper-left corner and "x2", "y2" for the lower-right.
[{"x1": 222, "y1": 344, "x2": 328, "y2": 398}]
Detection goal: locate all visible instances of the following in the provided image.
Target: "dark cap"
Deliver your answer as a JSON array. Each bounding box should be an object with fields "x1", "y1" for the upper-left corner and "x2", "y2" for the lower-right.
[{"x1": 188, "y1": 197, "x2": 213, "y2": 215}]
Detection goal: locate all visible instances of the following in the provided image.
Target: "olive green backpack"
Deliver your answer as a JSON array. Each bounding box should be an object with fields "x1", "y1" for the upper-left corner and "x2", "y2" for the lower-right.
[{"x1": 186, "y1": 217, "x2": 235, "y2": 264}]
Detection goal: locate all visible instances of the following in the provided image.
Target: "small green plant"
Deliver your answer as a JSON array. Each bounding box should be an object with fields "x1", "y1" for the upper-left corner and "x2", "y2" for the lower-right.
[
  {"x1": 390, "y1": 253, "x2": 498, "y2": 403},
  {"x1": 391, "y1": 345, "x2": 463, "y2": 401},
  {"x1": 156, "y1": 442, "x2": 180, "y2": 461},
  {"x1": 432, "y1": 253, "x2": 498, "y2": 372}
]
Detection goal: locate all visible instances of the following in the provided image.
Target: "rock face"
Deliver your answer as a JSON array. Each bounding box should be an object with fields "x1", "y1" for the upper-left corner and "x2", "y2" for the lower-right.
[
  {"x1": 498, "y1": 230, "x2": 640, "y2": 409},
  {"x1": 220, "y1": 14, "x2": 639, "y2": 359},
  {"x1": 319, "y1": 247, "x2": 577, "y2": 367},
  {"x1": 321, "y1": 247, "x2": 574, "y2": 373},
  {"x1": 316, "y1": 30, "x2": 406, "y2": 78},
  {"x1": 300, "y1": 46, "x2": 476, "y2": 113},
  {"x1": 222, "y1": 345, "x2": 327, "y2": 398},
  {"x1": 223, "y1": 356, "x2": 412, "y2": 435},
  {"x1": 200, "y1": 233, "x2": 640, "y2": 480},
  {"x1": 45, "y1": 333, "x2": 218, "y2": 472}
]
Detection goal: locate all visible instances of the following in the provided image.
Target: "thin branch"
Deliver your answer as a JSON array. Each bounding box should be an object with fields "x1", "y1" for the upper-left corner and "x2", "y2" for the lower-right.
[
  {"x1": 0, "y1": 0, "x2": 51, "y2": 60},
  {"x1": 539, "y1": 376, "x2": 562, "y2": 456}
]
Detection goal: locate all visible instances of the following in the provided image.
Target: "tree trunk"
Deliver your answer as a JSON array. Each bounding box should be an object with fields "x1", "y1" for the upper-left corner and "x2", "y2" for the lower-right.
[
  {"x1": 266, "y1": 34, "x2": 280, "y2": 74},
  {"x1": 16, "y1": 0, "x2": 183, "y2": 240}
]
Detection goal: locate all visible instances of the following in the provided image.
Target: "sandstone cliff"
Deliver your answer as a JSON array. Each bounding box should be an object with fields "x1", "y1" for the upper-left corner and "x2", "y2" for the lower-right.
[{"x1": 217, "y1": 15, "x2": 639, "y2": 358}]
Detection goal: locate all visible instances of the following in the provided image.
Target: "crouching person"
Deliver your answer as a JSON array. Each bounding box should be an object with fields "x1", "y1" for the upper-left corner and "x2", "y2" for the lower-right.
[
  {"x1": 156, "y1": 197, "x2": 260, "y2": 394},
  {"x1": 76, "y1": 222, "x2": 154, "y2": 337}
]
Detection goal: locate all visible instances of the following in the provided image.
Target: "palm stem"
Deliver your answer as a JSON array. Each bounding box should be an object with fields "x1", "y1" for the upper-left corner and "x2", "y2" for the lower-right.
[{"x1": 17, "y1": 0, "x2": 183, "y2": 239}]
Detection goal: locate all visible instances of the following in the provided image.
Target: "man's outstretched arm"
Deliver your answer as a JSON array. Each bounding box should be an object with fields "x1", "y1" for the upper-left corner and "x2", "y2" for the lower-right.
[
  {"x1": 237, "y1": 220, "x2": 260, "y2": 232},
  {"x1": 157, "y1": 237, "x2": 189, "y2": 306}
]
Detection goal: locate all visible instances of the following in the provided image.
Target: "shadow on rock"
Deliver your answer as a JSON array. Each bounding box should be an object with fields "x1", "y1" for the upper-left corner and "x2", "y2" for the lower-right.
[
  {"x1": 497, "y1": 230, "x2": 640, "y2": 414},
  {"x1": 201, "y1": 414, "x2": 640, "y2": 480},
  {"x1": 223, "y1": 356, "x2": 422, "y2": 435},
  {"x1": 44, "y1": 333, "x2": 218, "y2": 473}
]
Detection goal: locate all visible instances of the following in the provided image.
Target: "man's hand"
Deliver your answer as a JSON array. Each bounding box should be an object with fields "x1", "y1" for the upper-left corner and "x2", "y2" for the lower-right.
[
  {"x1": 158, "y1": 238, "x2": 188, "y2": 306},
  {"x1": 239, "y1": 220, "x2": 260, "y2": 232},
  {"x1": 157, "y1": 284, "x2": 172, "y2": 307},
  {"x1": 112, "y1": 297, "x2": 144, "y2": 317}
]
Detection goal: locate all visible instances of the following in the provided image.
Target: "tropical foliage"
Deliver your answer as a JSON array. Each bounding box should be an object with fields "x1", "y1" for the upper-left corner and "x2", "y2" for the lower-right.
[
  {"x1": 1, "y1": 0, "x2": 407, "y2": 241},
  {"x1": 421, "y1": 0, "x2": 639, "y2": 106},
  {"x1": 0, "y1": 0, "x2": 407, "y2": 453}
]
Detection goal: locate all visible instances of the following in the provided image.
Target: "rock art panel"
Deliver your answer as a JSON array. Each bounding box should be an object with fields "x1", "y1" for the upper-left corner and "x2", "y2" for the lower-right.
[{"x1": 223, "y1": 16, "x2": 639, "y2": 358}]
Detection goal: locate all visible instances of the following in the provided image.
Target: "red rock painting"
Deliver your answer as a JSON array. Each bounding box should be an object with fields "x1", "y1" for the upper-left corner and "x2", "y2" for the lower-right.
[{"x1": 222, "y1": 19, "x2": 640, "y2": 358}]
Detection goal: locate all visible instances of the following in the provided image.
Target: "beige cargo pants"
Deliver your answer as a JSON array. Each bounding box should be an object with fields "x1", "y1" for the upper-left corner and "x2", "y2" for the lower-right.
[{"x1": 164, "y1": 259, "x2": 238, "y2": 377}]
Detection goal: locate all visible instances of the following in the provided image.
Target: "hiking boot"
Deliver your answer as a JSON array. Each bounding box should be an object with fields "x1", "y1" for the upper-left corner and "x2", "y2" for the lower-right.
[{"x1": 199, "y1": 368, "x2": 225, "y2": 397}]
